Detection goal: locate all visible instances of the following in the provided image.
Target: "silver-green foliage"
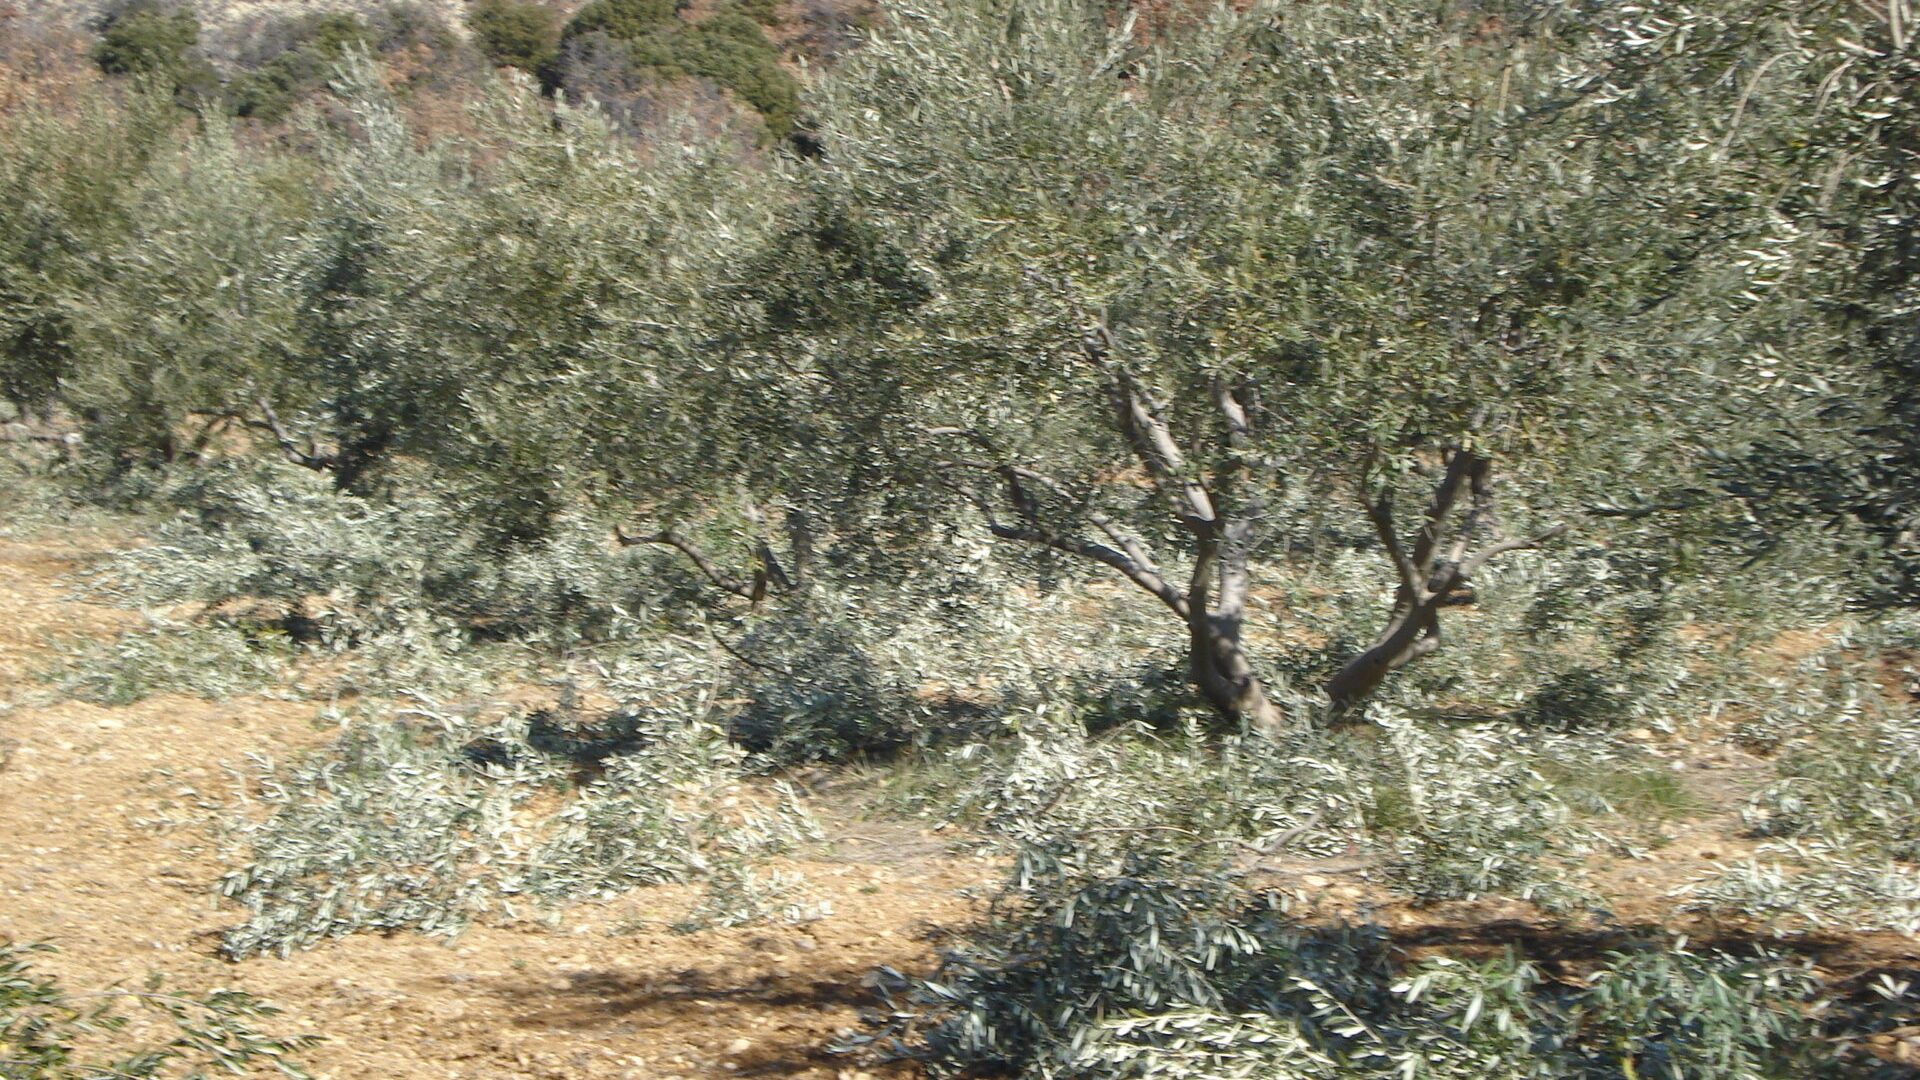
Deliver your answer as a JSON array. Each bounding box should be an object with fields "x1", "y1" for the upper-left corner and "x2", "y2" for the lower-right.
[
  {"x1": 37, "y1": 619, "x2": 293, "y2": 706},
  {"x1": 217, "y1": 714, "x2": 546, "y2": 958},
  {"x1": 900, "y1": 715, "x2": 1359, "y2": 858},
  {"x1": 885, "y1": 705, "x2": 1607, "y2": 906},
  {"x1": 1064, "y1": 948, "x2": 1831, "y2": 1079},
  {"x1": 1676, "y1": 616, "x2": 1920, "y2": 932},
  {"x1": 0, "y1": 941, "x2": 315, "y2": 1079},
  {"x1": 1746, "y1": 713, "x2": 1920, "y2": 862},
  {"x1": 88, "y1": 459, "x2": 673, "y2": 654},
  {"x1": 217, "y1": 654, "x2": 824, "y2": 957},
  {"x1": 903, "y1": 848, "x2": 1834, "y2": 1078},
  {"x1": 1367, "y1": 711, "x2": 1574, "y2": 905}
]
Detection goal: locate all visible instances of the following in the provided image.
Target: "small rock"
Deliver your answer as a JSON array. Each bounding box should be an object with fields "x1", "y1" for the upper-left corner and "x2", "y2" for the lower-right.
[{"x1": 727, "y1": 1038, "x2": 752, "y2": 1054}]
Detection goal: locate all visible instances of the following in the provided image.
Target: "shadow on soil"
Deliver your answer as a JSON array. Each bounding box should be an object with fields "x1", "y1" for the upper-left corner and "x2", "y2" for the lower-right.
[
  {"x1": 498, "y1": 963, "x2": 905, "y2": 1075},
  {"x1": 1393, "y1": 918, "x2": 1920, "y2": 988},
  {"x1": 489, "y1": 912, "x2": 1918, "y2": 1077}
]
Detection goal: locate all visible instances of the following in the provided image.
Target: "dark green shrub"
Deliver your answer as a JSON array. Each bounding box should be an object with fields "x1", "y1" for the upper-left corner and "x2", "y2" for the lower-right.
[
  {"x1": 1, "y1": 312, "x2": 72, "y2": 418},
  {"x1": 295, "y1": 12, "x2": 374, "y2": 55},
  {"x1": 227, "y1": 51, "x2": 339, "y2": 122},
  {"x1": 228, "y1": 5, "x2": 476, "y2": 122},
  {"x1": 559, "y1": 0, "x2": 797, "y2": 136},
  {"x1": 727, "y1": 602, "x2": 925, "y2": 762},
  {"x1": 730, "y1": 0, "x2": 783, "y2": 27},
  {"x1": 670, "y1": 12, "x2": 797, "y2": 136},
  {"x1": 565, "y1": 0, "x2": 683, "y2": 43},
  {"x1": 469, "y1": 0, "x2": 562, "y2": 73},
  {"x1": 227, "y1": 13, "x2": 371, "y2": 121},
  {"x1": 93, "y1": 3, "x2": 196, "y2": 75},
  {"x1": 549, "y1": 30, "x2": 692, "y2": 130},
  {"x1": 91, "y1": 2, "x2": 218, "y2": 101}
]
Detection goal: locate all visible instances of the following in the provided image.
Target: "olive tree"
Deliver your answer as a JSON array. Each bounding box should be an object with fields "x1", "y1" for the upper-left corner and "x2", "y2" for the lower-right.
[
  {"x1": 63, "y1": 121, "x2": 309, "y2": 466},
  {"x1": 1699, "y1": 0, "x2": 1920, "y2": 607},
  {"x1": 756, "y1": 0, "x2": 1787, "y2": 730},
  {"x1": 0, "y1": 81, "x2": 178, "y2": 423}
]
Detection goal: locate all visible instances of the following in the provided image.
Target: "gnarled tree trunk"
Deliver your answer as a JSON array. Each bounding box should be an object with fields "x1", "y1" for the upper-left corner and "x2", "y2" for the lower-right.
[
  {"x1": 933, "y1": 330, "x2": 1288, "y2": 736},
  {"x1": 1326, "y1": 447, "x2": 1566, "y2": 713}
]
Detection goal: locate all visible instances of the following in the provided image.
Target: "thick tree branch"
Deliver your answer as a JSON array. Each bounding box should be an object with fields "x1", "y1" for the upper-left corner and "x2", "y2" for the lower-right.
[
  {"x1": 614, "y1": 524, "x2": 754, "y2": 598},
  {"x1": 1331, "y1": 448, "x2": 1566, "y2": 712},
  {"x1": 1208, "y1": 379, "x2": 1274, "y2": 626},
  {"x1": 926, "y1": 429, "x2": 1176, "y2": 585},
  {"x1": 929, "y1": 453, "x2": 1190, "y2": 617},
  {"x1": 986, "y1": 520, "x2": 1190, "y2": 617},
  {"x1": 999, "y1": 464, "x2": 1167, "y2": 578},
  {"x1": 1215, "y1": 515, "x2": 1256, "y2": 623},
  {"x1": 1109, "y1": 368, "x2": 1218, "y2": 529},
  {"x1": 1411, "y1": 448, "x2": 1479, "y2": 575},
  {"x1": 1457, "y1": 522, "x2": 1572, "y2": 580},
  {"x1": 1365, "y1": 490, "x2": 1425, "y2": 599},
  {"x1": 246, "y1": 397, "x2": 335, "y2": 472},
  {"x1": 1212, "y1": 377, "x2": 1257, "y2": 452},
  {"x1": 0, "y1": 429, "x2": 82, "y2": 447},
  {"x1": 1586, "y1": 495, "x2": 1699, "y2": 519}
]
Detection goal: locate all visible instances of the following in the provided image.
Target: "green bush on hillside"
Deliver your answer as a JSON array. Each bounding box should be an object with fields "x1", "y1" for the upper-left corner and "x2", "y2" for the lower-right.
[
  {"x1": 559, "y1": 0, "x2": 798, "y2": 136},
  {"x1": 469, "y1": 0, "x2": 563, "y2": 73},
  {"x1": 227, "y1": 14, "x2": 370, "y2": 120},
  {"x1": 665, "y1": 11, "x2": 798, "y2": 136},
  {"x1": 228, "y1": 5, "x2": 474, "y2": 122},
  {"x1": 93, "y1": 2, "x2": 197, "y2": 75},
  {"x1": 91, "y1": 2, "x2": 218, "y2": 101},
  {"x1": 733, "y1": 0, "x2": 784, "y2": 27},
  {"x1": 565, "y1": 0, "x2": 684, "y2": 42}
]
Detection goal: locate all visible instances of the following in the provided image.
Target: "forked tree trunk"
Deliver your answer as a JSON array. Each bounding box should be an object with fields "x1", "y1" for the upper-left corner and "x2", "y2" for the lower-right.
[
  {"x1": 1326, "y1": 447, "x2": 1567, "y2": 715},
  {"x1": 1324, "y1": 599, "x2": 1442, "y2": 711},
  {"x1": 1185, "y1": 512, "x2": 1285, "y2": 734},
  {"x1": 934, "y1": 346, "x2": 1291, "y2": 737}
]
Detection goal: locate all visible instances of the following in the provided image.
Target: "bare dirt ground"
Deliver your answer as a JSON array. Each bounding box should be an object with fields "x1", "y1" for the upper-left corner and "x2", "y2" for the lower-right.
[
  {"x1": 0, "y1": 531, "x2": 995, "y2": 1080},
  {"x1": 4, "y1": 526, "x2": 1919, "y2": 1077}
]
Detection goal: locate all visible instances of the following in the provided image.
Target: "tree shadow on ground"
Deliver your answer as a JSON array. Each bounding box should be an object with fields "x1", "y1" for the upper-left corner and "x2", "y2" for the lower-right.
[{"x1": 494, "y1": 962, "x2": 912, "y2": 1076}]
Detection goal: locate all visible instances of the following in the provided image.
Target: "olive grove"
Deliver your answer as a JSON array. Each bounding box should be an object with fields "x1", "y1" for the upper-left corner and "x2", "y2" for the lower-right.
[
  {"x1": 722, "y1": 0, "x2": 1845, "y2": 727},
  {"x1": 2, "y1": 0, "x2": 1911, "y2": 725},
  {"x1": 6, "y1": 0, "x2": 1920, "y2": 1075}
]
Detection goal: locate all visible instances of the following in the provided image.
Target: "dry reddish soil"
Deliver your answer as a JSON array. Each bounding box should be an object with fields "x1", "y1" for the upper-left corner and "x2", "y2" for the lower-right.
[
  {"x1": 0, "y1": 532, "x2": 995, "y2": 1080},
  {"x1": 4, "y1": 528, "x2": 1919, "y2": 1077}
]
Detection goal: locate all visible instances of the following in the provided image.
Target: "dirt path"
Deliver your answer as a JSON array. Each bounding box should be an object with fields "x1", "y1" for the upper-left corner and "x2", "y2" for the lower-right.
[{"x1": 0, "y1": 534, "x2": 991, "y2": 1079}]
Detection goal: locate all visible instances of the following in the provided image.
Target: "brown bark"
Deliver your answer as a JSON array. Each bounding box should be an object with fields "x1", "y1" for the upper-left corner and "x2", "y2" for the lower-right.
[
  {"x1": 1325, "y1": 447, "x2": 1566, "y2": 713},
  {"x1": 933, "y1": 343, "x2": 1289, "y2": 736},
  {"x1": 1189, "y1": 615, "x2": 1285, "y2": 734},
  {"x1": 613, "y1": 523, "x2": 797, "y2": 606}
]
